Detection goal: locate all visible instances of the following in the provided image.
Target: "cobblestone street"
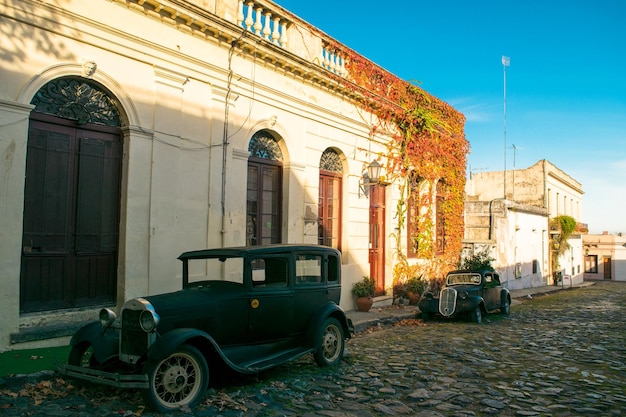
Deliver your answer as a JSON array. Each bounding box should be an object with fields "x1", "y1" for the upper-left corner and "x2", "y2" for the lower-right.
[{"x1": 1, "y1": 281, "x2": 625, "y2": 416}]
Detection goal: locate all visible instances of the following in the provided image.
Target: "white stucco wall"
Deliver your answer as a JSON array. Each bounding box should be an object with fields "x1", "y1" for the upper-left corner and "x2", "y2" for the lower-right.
[
  {"x1": 0, "y1": 0, "x2": 409, "y2": 349},
  {"x1": 492, "y1": 205, "x2": 549, "y2": 291}
]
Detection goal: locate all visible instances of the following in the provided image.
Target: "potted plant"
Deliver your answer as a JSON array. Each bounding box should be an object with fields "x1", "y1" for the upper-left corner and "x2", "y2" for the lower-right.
[
  {"x1": 352, "y1": 276, "x2": 375, "y2": 312},
  {"x1": 405, "y1": 275, "x2": 425, "y2": 305}
]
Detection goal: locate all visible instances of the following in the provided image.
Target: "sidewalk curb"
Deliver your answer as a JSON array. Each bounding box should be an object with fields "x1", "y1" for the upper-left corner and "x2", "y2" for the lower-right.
[{"x1": 347, "y1": 281, "x2": 597, "y2": 334}]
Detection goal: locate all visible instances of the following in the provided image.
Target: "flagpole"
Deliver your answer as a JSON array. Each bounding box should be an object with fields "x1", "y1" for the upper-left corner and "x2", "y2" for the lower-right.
[{"x1": 502, "y1": 55, "x2": 510, "y2": 199}]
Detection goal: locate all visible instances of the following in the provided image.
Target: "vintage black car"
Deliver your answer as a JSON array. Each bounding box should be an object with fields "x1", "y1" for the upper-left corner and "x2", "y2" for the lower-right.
[
  {"x1": 418, "y1": 269, "x2": 511, "y2": 323},
  {"x1": 61, "y1": 245, "x2": 353, "y2": 412}
]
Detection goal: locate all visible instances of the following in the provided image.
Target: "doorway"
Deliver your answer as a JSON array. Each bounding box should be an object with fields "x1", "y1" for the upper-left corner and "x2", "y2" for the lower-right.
[
  {"x1": 604, "y1": 257, "x2": 612, "y2": 280},
  {"x1": 369, "y1": 184, "x2": 385, "y2": 295}
]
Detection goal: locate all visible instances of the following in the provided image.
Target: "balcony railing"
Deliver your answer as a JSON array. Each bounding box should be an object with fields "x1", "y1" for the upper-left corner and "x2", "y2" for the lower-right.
[
  {"x1": 120, "y1": 0, "x2": 352, "y2": 79},
  {"x1": 237, "y1": 1, "x2": 348, "y2": 77}
]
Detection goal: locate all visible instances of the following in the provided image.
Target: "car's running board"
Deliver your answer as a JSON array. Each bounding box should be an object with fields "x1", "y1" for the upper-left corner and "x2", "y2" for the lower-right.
[{"x1": 235, "y1": 346, "x2": 313, "y2": 372}]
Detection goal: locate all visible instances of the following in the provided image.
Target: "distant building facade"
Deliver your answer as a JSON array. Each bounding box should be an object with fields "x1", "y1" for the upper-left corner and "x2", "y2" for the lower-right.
[
  {"x1": 465, "y1": 160, "x2": 584, "y2": 289},
  {"x1": 583, "y1": 233, "x2": 626, "y2": 282}
]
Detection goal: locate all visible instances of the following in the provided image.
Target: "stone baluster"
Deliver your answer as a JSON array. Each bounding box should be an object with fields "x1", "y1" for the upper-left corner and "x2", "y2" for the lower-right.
[
  {"x1": 237, "y1": 0, "x2": 244, "y2": 27},
  {"x1": 244, "y1": 1, "x2": 254, "y2": 31},
  {"x1": 280, "y1": 21, "x2": 288, "y2": 48},
  {"x1": 254, "y1": 7, "x2": 263, "y2": 35},
  {"x1": 234, "y1": 2, "x2": 290, "y2": 52},
  {"x1": 263, "y1": 11, "x2": 272, "y2": 40},
  {"x1": 271, "y1": 16, "x2": 281, "y2": 45}
]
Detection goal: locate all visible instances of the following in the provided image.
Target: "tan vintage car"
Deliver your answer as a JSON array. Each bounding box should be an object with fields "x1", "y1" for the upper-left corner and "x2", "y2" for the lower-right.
[{"x1": 419, "y1": 269, "x2": 511, "y2": 323}]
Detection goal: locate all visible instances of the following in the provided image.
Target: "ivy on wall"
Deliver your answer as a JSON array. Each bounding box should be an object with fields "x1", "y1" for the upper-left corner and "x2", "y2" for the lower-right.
[
  {"x1": 550, "y1": 215, "x2": 578, "y2": 273},
  {"x1": 334, "y1": 49, "x2": 469, "y2": 285}
]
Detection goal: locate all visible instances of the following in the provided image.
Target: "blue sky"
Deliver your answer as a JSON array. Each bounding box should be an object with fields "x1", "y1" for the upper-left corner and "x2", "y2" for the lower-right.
[{"x1": 275, "y1": 0, "x2": 626, "y2": 234}]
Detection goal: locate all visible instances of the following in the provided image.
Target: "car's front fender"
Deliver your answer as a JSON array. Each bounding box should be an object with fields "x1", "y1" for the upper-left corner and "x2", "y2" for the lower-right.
[
  {"x1": 456, "y1": 296, "x2": 484, "y2": 313},
  {"x1": 418, "y1": 295, "x2": 438, "y2": 313},
  {"x1": 146, "y1": 328, "x2": 218, "y2": 363},
  {"x1": 69, "y1": 321, "x2": 120, "y2": 364}
]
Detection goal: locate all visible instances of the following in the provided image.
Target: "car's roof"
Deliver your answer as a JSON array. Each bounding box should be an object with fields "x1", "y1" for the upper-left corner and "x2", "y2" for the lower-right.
[
  {"x1": 178, "y1": 244, "x2": 341, "y2": 260},
  {"x1": 447, "y1": 269, "x2": 497, "y2": 275}
]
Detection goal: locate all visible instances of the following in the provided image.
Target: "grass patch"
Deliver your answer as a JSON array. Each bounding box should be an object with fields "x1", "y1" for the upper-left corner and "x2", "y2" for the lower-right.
[{"x1": 0, "y1": 346, "x2": 70, "y2": 377}]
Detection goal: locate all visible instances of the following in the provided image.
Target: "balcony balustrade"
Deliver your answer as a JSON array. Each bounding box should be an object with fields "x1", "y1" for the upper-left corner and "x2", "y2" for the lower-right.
[{"x1": 119, "y1": 0, "x2": 351, "y2": 79}]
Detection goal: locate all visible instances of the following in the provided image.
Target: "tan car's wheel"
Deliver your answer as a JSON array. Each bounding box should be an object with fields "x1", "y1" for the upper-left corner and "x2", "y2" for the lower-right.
[{"x1": 471, "y1": 306, "x2": 483, "y2": 323}]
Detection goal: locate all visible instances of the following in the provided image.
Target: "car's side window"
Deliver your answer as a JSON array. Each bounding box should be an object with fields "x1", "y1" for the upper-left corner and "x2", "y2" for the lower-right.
[
  {"x1": 251, "y1": 257, "x2": 288, "y2": 287},
  {"x1": 492, "y1": 273, "x2": 501, "y2": 286},
  {"x1": 484, "y1": 273, "x2": 499, "y2": 288},
  {"x1": 295, "y1": 254, "x2": 322, "y2": 285},
  {"x1": 328, "y1": 254, "x2": 339, "y2": 283}
]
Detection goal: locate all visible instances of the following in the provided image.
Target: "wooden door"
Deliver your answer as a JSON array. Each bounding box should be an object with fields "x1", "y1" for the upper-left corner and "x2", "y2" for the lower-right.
[
  {"x1": 20, "y1": 118, "x2": 121, "y2": 313},
  {"x1": 369, "y1": 185, "x2": 385, "y2": 295},
  {"x1": 604, "y1": 257, "x2": 612, "y2": 280},
  {"x1": 246, "y1": 159, "x2": 282, "y2": 246}
]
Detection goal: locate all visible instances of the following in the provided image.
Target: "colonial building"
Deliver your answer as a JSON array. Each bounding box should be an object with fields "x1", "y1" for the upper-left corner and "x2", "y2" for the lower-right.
[
  {"x1": 583, "y1": 232, "x2": 626, "y2": 282},
  {"x1": 0, "y1": 0, "x2": 466, "y2": 350},
  {"x1": 465, "y1": 160, "x2": 584, "y2": 289}
]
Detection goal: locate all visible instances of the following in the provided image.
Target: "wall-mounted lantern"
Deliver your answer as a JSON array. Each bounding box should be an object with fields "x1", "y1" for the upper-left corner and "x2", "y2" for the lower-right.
[{"x1": 359, "y1": 160, "x2": 382, "y2": 198}]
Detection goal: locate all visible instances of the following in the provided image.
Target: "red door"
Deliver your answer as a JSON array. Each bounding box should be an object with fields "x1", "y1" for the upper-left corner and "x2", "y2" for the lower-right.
[
  {"x1": 369, "y1": 185, "x2": 385, "y2": 295},
  {"x1": 20, "y1": 117, "x2": 121, "y2": 313}
]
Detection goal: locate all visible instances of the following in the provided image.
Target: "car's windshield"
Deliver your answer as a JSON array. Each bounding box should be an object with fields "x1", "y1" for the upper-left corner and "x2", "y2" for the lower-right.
[
  {"x1": 186, "y1": 256, "x2": 244, "y2": 285},
  {"x1": 446, "y1": 273, "x2": 481, "y2": 286}
]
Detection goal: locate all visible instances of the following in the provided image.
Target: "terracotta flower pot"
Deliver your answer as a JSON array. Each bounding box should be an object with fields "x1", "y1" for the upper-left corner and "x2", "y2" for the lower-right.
[
  {"x1": 356, "y1": 296, "x2": 374, "y2": 312},
  {"x1": 407, "y1": 291, "x2": 420, "y2": 305}
]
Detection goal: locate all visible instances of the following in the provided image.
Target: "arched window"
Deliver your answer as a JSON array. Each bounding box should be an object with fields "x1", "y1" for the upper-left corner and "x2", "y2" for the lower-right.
[
  {"x1": 246, "y1": 131, "x2": 283, "y2": 246},
  {"x1": 407, "y1": 173, "x2": 421, "y2": 258},
  {"x1": 318, "y1": 149, "x2": 342, "y2": 250}
]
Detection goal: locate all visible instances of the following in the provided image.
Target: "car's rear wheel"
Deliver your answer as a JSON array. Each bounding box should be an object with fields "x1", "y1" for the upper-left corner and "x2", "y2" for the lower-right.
[
  {"x1": 314, "y1": 317, "x2": 345, "y2": 367},
  {"x1": 471, "y1": 306, "x2": 482, "y2": 323},
  {"x1": 142, "y1": 344, "x2": 209, "y2": 412},
  {"x1": 501, "y1": 299, "x2": 511, "y2": 315}
]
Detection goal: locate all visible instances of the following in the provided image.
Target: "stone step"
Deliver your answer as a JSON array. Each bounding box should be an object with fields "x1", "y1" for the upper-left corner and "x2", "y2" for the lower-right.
[{"x1": 372, "y1": 295, "x2": 393, "y2": 308}]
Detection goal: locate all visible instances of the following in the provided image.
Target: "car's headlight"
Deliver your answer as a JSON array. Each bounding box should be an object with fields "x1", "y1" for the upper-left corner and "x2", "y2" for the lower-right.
[
  {"x1": 459, "y1": 291, "x2": 469, "y2": 299},
  {"x1": 100, "y1": 308, "x2": 116, "y2": 329},
  {"x1": 139, "y1": 309, "x2": 160, "y2": 332}
]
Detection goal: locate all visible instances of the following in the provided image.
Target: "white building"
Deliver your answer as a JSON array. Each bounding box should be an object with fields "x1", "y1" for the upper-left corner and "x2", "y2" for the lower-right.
[
  {"x1": 465, "y1": 160, "x2": 585, "y2": 289},
  {"x1": 0, "y1": 0, "x2": 466, "y2": 350},
  {"x1": 583, "y1": 233, "x2": 626, "y2": 281}
]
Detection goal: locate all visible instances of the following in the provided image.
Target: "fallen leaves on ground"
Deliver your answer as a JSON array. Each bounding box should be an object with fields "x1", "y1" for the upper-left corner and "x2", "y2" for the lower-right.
[
  {"x1": 203, "y1": 391, "x2": 248, "y2": 412},
  {"x1": 0, "y1": 375, "x2": 144, "y2": 413},
  {"x1": 394, "y1": 318, "x2": 426, "y2": 327}
]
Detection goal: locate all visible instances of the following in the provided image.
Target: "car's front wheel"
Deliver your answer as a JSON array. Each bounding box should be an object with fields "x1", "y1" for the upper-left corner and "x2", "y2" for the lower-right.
[
  {"x1": 471, "y1": 306, "x2": 482, "y2": 323},
  {"x1": 421, "y1": 311, "x2": 433, "y2": 322},
  {"x1": 314, "y1": 317, "x2": 345, "y2": 367},
  {"x1": 142, "y1": 344, "x2": 209, "y2": 412}
]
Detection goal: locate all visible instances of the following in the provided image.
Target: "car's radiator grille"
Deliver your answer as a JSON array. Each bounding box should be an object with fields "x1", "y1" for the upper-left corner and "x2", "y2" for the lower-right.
[
  {"x1": 121, "y1": 309, "x2": 148, "y2": 359},
  {"x1": 439, "y1": 288, "x2": 457, "y2": 317}
]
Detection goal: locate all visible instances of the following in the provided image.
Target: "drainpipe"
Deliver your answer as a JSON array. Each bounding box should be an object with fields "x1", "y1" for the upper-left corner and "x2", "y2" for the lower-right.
[{"x1": 221, "y1": 33, "x2": 245, "y2": 247}]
